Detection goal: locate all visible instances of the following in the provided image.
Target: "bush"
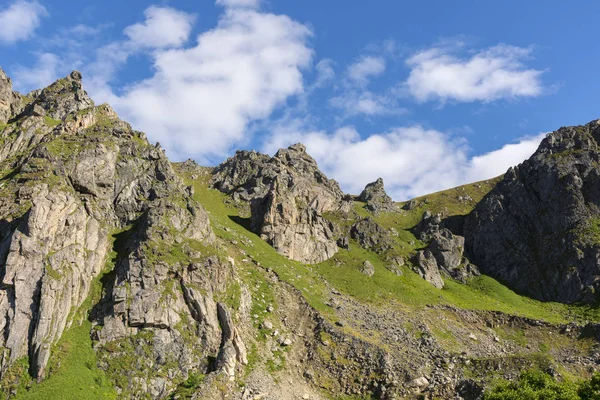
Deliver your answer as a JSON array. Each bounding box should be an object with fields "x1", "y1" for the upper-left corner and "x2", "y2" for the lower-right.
[{"x1": 484, "y1": 370, "x2": 600, "y2": 400}]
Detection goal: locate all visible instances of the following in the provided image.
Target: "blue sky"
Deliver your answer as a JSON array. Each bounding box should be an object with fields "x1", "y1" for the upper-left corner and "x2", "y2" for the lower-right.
[{"x1": 1, "y1": 0, "x2": 599, "y2": 199}]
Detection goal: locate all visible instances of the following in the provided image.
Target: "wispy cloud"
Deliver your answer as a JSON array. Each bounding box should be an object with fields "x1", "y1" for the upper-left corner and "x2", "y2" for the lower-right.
[
  {"x1": 346, "y1": 55, "x2": 386, "y2": 85},
  {"x1": 0, "y1": 0, "x2": 47, "y2": 45},
  {"x1": 405, "y1": 42, "x2": 545, "y2": 103}
]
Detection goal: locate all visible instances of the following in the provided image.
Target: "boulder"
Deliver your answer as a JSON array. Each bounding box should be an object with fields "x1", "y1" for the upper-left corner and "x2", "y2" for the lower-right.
[{"x1": 361, "y1": 260, "x2": 375, "y2": 276}]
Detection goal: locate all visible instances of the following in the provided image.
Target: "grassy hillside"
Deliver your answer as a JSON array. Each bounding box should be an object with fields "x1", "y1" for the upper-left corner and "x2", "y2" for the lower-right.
[{"x1": 178, "y1": 168, "x2": 600, "y2": 325}]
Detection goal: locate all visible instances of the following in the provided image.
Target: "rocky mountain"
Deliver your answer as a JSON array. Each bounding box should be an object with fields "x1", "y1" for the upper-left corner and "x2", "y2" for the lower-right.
[
  {"x1": 465, "y1": 120, "x2": 600, "y2": 304},
  {"x1": 1, "y1": 68, "x2": 600, "y2": 399}
]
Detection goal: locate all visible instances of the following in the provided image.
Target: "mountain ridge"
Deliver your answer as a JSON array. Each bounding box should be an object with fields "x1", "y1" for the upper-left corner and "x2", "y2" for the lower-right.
[{"x1": 1, "y1": 69, "x2": 600, "y2": 399}]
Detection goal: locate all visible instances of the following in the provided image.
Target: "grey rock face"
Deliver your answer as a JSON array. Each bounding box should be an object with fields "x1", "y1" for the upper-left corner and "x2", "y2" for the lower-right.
[
  {"x1": 212, "y1": 143, "x2": 350, "y2": 263},
  {"x1": 358, "y1": 178, "x2": 395, "y2": 212},
  {"x1": 429, "y1": 229, "x2": 465, "y2": 271},
  {"x1": 350, "y1": 218, "x2": 393, "y2": 254},
  {"x1": 0, "y1": 71, "x2": 246, "y2": 398},
  {"x1": 360, "y1": 260, "x2": 375, "y2": 276},
  {"x1": 465, "y1": 120, "x2": 600, "y2": 303},
  {"x1": 413, "y1": 250, "x2": 444, "y2": 289},
  {"x1": 0, "y1": 67, "x2": 25, "y2": 124}
]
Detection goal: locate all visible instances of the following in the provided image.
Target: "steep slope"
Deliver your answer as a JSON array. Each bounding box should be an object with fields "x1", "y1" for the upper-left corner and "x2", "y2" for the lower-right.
[
  {"x1": 0, "y1": 70, "x2": 244, "y2": 397},
  {"x1": 466, "y1": 120, "x2": 600, "y2": 304}
]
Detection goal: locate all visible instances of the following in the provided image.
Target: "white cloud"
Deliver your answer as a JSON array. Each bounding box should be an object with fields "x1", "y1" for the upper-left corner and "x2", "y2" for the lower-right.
[
  {"x1": 464, "y1": 132, "x2": 546, "y2": 183},
  {"x1": 329, "y1": 90, "x2": 406, "y2": 117},
  {"x1": 347, "y1": 55, "x2": 385, "y2": 85},
  {"x1": 314, "y1": 59, "x2": 335, "y2": 87},
  {"x1": 263, "y1": 126, "x2": 545, "y2": 200},
  {"x1": 89, "y1": 6, "x2": 313, "y2": 162},
  {"x1": 123, "y1": 6, "x2": 195, "y2": 49},
  {"x1": 12, "y1": 52, "x2": 61, "y2": 91},
  {"x1": 216, "y1": 0, "x2": 262, "y2": 9},
  {"x1": 406, "y1": 44, "x2": 544, "y2": 103},
  {"x1": 0, "y1": 0, "x2": 47, "y2": 44}
]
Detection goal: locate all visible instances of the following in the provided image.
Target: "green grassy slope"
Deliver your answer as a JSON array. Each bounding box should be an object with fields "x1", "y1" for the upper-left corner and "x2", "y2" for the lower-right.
[{"x1": 180, "y1": 169, "x2": 600, "y2": 325}]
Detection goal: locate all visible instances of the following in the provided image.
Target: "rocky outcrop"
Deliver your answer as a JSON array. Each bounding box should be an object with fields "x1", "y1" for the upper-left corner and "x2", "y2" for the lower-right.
[
  {"x1": 0, "y1": 71, "x2": 241, "y2": 398},
  {"x1": 360, "y1": 260, "x2": 375, "y2": 276},
  {"x1": 212, "y1": 143, "x2": 350, "y2": 263},
  {"x1": 358, "y1": 178, "x2": 395, "y2": 212},
  {"x1": 413, "y1": 250, "x2": 445, "y2": 289},
  {"x1": 20, "y1": 70, "x2": 94, "y2": 121},
  {"x1": 0, "y1": 68, "x2": 23, "y2": 124},
  {"x1": 350, "y1": 217, "x2": 394, "y2": 254},
  {"x1": 465, "y1": 120, "x2": 600, "y2": 303}
]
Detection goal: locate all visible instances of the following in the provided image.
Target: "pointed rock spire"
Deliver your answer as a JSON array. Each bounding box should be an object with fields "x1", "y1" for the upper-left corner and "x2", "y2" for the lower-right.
[
  {"x1": 22, "y1": 70, "x2": 94, "y2": 120},
  {"x1": 358, "y1": 177, "x2": 395, "y2": 212}
]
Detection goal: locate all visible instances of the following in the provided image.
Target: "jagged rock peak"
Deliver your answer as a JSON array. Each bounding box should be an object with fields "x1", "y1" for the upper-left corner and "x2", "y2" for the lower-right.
[
  {"x1": 465, "y1": 118, "x2": 600, "y2": 304},
  {"x1": 287, "y1": 142, "x2": 306, "y2": 152},
  {"x1": 22, "y1": 70, "x2": 94, "y2": 120},
  {"x1": 211, "y1": 143, "x2": 351, "y2": 263},
  {"x1": 358, "y1": 177, "x2": 395, "y2": 213}
]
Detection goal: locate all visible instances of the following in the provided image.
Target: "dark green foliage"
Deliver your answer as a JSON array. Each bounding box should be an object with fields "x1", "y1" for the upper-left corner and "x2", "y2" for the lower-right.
[{"x1": 484, "y1": 370, "x2": 600, "y2": 400}]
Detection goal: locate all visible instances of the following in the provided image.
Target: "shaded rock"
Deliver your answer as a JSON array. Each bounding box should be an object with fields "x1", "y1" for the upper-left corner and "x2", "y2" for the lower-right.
[
  {"x1": 402, "y1": 199, "x2": 418, "y2": 210},
  {"x1": 337, "y1": 236, "x2": 350, "y2": 250},
  {"x1": 465, "y1": 120, "x2": 600, "y2": 303},
  {"x1": 358, "y1": 178, "x2": 395, "y2": 212},
  {"x1": 350, "y1": 217, "x2": 393, "y2": 254},
  {"x1": 413, "y1": 211, "x2": 442, "y2": 242}
]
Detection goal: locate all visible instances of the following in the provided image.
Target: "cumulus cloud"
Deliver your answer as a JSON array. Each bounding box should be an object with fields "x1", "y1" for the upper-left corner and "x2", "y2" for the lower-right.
[
  {"x1": 464, "y1": 132, "x2": 546, "y2": 183},
  {"x1": 347, "y1": 56, "x2": 386, "y2": 85},
  {"x1": 406, "y1": 43, "x2": 544, "y2": 103},
  {"x1": 0, "y1": 0, "x2": 47, "y2": 44},
  {"x1": 314, "y1": 59, "x2": 335, "y2": 87},
  {"x1": 123, "y1": 6, "x2": 195, "y2": 49},
  {"x1": 263, "y1": 126, "x2": 545, "y2": 200},
  {"x1": 88, "y1": 5, "x2": 313, "y2": 162}
]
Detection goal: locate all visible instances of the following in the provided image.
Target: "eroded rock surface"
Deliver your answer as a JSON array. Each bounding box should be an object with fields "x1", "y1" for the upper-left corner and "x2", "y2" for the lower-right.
[
  {"x1": 212, "y1": 143, "x2": 349, "y2": 263},
  {"x1": 0, "y1": 72, "x2": 244, "y2": 398},
  {"x1": 465, "y1": 120, "x2": 600, "y2": 303}
]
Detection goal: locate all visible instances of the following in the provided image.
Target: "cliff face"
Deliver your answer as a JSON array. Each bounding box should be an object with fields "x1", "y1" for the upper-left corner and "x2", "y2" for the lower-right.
[
  {"x1": 465, "y1": 120, "x2": 600, "y2": 304},
  {"x1": 0, "y1": 70, "x2": 246, "y2": 396}
]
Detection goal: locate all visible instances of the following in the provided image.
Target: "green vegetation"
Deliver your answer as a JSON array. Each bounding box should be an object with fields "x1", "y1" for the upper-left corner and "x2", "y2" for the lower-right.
[
  {"x1": 573, "y1": 217, "x2": 600, "y2": 246},
  {"x1": 176, "y1": 167, "x2": 600, "y2": 325},
  {"x1": 12, "y1": 321, "x2": 117, "y2": 400},
  {"x1": 43, "y1": 116, "x2": 61, "y2": 127},
  {"x1": 484, "y1": 370, "x2": 600, "y2": 400},
  {"x1": 169, "y1": 372, "x2": 206, "y2": 399}
]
